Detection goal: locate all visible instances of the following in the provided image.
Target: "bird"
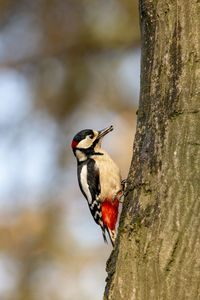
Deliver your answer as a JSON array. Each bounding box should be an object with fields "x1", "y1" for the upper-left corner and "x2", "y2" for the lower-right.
[{"x1": 71, "y1": 125, "x2": 122, "y2": 246}]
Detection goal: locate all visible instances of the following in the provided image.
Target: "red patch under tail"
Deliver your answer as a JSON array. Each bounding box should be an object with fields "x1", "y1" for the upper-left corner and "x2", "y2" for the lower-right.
[{"x1": 101, "y1": 198, "x2": 119, "y2": 231}]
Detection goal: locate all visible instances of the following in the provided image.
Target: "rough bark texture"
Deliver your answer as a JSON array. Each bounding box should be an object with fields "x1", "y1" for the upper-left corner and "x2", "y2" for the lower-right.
[{"x1": 104, "y1": 0, "x2": 200, "y2": 299}]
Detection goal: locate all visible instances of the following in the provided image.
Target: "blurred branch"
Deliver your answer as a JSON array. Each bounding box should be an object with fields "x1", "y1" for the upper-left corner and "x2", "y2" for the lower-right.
[{"x1": 0, "y1": 42, "x2": 140, "y2": 69}]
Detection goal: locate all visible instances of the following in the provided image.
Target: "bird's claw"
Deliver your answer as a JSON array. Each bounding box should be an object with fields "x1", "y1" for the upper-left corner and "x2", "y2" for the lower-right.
[{"x1": 113, "y1": 178, "x2": 128, "y2": 203}]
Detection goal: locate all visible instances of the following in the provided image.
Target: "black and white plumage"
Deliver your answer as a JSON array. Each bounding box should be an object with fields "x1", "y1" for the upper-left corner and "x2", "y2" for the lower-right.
[
  {"x1": 77, "y1": 159, "x2": 105, "y2": 230},
  {"x1": 75, "y1": 133, "x2": 107, "y2": 242},
  {"x1": 71, "y1": 125, "x2": 121, "y2": 246}
]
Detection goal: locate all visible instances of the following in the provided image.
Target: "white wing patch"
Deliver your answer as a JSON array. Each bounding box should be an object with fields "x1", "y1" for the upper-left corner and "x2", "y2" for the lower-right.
[{"x1": 80, "y1": 165, "x2": 92, "y2": 204}]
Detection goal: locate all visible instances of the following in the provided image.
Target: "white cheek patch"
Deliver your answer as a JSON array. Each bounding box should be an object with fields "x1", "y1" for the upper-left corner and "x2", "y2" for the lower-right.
[
  {"x1": 77, "y1": 136, "x2": 93, "y2": 149},
  {"x1": 80, "y1": 165, "x2": 92, "y2": 204},
  {"x1": 75, "y1": 150, "x2": 87, "y2": 162}
]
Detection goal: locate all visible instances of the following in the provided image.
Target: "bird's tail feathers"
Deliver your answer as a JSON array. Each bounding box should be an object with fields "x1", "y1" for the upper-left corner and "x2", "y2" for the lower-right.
[
  {"x1": 106, "y1": 227, "x2": 116, "y2": 247},
  {"x1": 101, "y1": 226, "x2": 108, "y2": 244}
]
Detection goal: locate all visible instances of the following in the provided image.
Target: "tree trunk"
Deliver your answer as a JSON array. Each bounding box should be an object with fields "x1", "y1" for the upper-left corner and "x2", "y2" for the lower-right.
[{"x1": 104, "y1": 0, "x2": 200, "y2": 299}]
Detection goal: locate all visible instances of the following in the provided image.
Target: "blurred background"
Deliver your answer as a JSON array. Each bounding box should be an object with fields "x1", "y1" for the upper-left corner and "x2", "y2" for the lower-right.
[{"x1": 0, "y1": 1, "x2": 140, "y2": 299}]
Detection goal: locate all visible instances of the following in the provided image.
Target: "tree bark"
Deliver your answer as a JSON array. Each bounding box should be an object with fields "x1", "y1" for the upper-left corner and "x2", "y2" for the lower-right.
[{"x1": 104, "y1": 0, "x2": 200, "y2": 299}]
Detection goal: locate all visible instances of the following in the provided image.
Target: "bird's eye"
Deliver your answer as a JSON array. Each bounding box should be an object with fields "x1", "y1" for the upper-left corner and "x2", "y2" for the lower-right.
[{"x1": 89, "y1": 135, "x2": 93, "y2": 139}]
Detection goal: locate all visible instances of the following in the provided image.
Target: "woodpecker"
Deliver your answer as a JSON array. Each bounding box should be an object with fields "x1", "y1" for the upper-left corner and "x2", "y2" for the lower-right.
[{"x1": 71, "y1": 125, "x2": 122, "y2": 246}]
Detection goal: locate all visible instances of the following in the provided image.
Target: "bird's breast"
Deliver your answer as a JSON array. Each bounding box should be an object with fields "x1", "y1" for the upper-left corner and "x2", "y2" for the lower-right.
[{"x1": 92, "y1": 150, "x2": 121, "y2": 201}]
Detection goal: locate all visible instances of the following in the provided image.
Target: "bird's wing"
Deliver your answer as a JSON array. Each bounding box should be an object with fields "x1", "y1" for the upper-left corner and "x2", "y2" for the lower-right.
[
  {"x1": 78, "y1": 159, "x2": 108, "y2": 243},
  {"x1": 87, "y1": 158, "x2": 101, "y2": 200}
]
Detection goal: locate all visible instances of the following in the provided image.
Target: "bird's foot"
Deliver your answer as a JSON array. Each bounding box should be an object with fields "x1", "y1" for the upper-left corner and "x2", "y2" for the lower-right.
[{"x1": 113, "y1": 179, "x2": 128, "y2": 203}]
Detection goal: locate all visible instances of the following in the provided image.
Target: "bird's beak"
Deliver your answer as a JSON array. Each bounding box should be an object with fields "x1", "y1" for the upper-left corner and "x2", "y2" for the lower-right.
[{"x1": 98, "y1": 125, "x2": 113, "y2": 139}]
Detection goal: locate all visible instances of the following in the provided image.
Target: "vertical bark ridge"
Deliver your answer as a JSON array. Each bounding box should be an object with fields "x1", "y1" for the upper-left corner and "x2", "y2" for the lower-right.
[{"x1": 105, "y1": 0, "x2": 200, "y2": 299}]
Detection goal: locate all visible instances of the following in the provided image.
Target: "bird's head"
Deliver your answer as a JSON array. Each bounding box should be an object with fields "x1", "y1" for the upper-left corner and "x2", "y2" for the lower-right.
[{"x1": 71, "y1": 125, "x2": 113, "y2": 161}]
